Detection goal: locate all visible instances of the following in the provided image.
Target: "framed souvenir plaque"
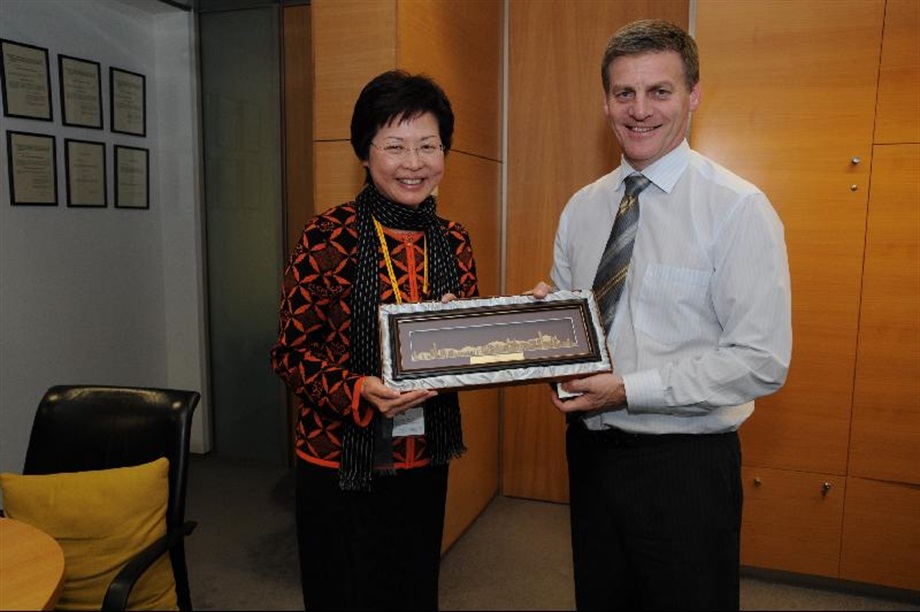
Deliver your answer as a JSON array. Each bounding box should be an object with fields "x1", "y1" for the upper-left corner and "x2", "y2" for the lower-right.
[{"x1": 379, "y1": 290, "x2": 611, "y2": 391}]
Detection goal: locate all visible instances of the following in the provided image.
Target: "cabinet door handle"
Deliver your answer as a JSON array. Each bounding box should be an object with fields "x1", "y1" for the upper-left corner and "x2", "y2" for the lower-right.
[
  {"x1": 821, "y1": 481, "x2": 832, "y2": 497},
  {"x1": 851, "y1": 156, "x2": 861, "y2": 164}
]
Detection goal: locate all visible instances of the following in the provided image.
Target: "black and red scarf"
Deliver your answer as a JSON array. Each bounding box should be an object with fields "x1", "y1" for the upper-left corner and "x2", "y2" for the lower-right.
[{"x1": 340, "y1": 183, "x2": 466, "y2": 491}]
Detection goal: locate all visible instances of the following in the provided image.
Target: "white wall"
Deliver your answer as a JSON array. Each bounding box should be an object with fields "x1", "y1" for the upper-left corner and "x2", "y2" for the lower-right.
[{"x1": 0, "y1": 0, "x2": 210, "y2": 484}]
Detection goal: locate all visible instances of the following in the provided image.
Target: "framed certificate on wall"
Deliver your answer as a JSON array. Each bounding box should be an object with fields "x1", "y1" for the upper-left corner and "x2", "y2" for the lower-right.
[
  {"x1": 114, "y1": 145, "x2": 148, "y2": 209},
  {"x1": 6, "y1": 131, "x2": 57, "y2": 206},
  {"x1": 59, "y1": 55, "x2": 103, "y2": 129},
  {"x1": 110, "y1": 67, "x2": 145, "y2": 136},
  {"x1": 65, "y1": 139, "x2": 106, "y2": 207},
  {"x1": 1, "y1": 39, "x2": 52, "y2": 121}
]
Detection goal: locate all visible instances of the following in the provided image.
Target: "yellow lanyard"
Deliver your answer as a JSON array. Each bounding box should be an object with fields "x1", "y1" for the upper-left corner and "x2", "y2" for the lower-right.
[{"x1": 373, "y1": 217, "x2": 427, "y2": 305}]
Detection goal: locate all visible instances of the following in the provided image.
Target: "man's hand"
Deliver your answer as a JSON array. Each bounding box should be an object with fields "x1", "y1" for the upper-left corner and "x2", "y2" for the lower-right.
[
  {"x1": 528, "y1": 281, "x2": 554, "y2": 299},
  {"x1": 550, "y1": 372, "x2": 627, "y2": 415},
  {"x1": 361, "y1": 376, "x2": 436, "y2": 419}
]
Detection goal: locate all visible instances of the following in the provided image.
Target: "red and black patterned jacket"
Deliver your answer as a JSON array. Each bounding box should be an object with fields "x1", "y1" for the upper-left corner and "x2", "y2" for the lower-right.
[{"x1": 270, "y1": 201, "x2": 479, "y2": 470}]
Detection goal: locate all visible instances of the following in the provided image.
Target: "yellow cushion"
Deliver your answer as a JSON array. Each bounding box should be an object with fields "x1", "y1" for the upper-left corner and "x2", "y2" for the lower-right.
[{"x1": 0, "y1": 458, "x2": 178, "y2": 611}]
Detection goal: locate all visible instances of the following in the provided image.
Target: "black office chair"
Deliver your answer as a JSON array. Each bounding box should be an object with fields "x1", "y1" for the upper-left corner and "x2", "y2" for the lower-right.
[{"x1": 23, "y1": 385, "x2": 201, "y2": 611}]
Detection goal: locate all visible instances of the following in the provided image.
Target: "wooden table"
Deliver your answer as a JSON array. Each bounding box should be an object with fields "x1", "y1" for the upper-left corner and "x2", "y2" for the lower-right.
[{"x1": 0, "y1": 517, "x2": 65, "y2": 611}]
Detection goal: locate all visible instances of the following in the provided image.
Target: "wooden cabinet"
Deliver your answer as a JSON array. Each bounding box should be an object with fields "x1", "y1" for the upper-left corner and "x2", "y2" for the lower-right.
[
  {"x1": 695, "y1": 0, "x2": 919, "y2": 591},
  {"x1": 840, "y1": 477, "x2": 920, "y2": 591},
  {"x1": 741, "y1": 467, "x2": 845, "y2": 579}
]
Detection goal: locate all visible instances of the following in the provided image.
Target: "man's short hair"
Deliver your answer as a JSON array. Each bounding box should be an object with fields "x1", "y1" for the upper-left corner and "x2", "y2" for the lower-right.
[{"x1": 601, "y1": 19, "x2": 700, "y2": 93}]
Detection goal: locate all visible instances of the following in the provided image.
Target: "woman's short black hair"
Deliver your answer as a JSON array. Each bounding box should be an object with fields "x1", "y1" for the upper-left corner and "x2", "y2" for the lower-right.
[{"x1": 350, "y1": 70, "x2": 454, "y2": 164}]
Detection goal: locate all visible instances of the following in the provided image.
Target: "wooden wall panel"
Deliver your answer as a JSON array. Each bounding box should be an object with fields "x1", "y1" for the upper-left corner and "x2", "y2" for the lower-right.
[
  {"x1": 693, "y1": 0, "x2": 885, "y2": 475},
  {"x1": 313, "y1": 141, "x2": 365, "y2": 213},
  {"x1": 502, "y1": 392, "x2": 569, "y2": 502},
  {"x1": 444, "y1": 387, "x2": 500, "y2": 551},
  {"x1": 399, "y1": 0, "x2": 502, "y2": 161},
  {"x1": 283, "y1": 4, "x2": 313, "y2": 248},
  {"x1": 313, "y1": 0, "x2": 396, "y2": 142},
  {"x1": 840, "y1": 477, "x2": 920, "y2": 591},
  {"x1": 849, "y1": 144, "x2": 920, "y2": 484},
  {"x1": 874, "y1": 0, "x2": 920, "y2": 144},
  {"x1": 438, "y1": 153, "x2": 502, "y2": 298},
  {"x1": 503, "y1": 0, "x2": 689, "y2": 502}
]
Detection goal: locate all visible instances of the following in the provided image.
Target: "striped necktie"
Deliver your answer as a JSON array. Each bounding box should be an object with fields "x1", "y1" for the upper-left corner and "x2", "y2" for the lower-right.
[{"x1": 592, "y1": 174, "x2": 651, "y2": 331}]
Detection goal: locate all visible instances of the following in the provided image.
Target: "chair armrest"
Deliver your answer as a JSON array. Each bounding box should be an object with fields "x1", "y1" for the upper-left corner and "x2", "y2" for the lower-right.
[{"x1": 102, "y1": 520, "x2": 197, "y2": 611}]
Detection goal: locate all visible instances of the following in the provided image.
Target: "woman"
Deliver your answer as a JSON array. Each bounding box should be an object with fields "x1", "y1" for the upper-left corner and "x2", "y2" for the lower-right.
[{"x1": 270, "y1": 70, "x2": 478, "y2": 611}]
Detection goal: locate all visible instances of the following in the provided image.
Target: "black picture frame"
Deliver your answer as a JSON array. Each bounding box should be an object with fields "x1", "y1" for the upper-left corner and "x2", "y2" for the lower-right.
[
  {"x1": 59, "y1": 54, "x2": 103, "y2": 129},
  {"x1": 6, "y1": 131, "x2": 57, "y2": 206},
  {"x1": 109, "y1": 67, "x2": 146, "y2": 136},
  {"x1": 379, "y1": 291, "x2": 612, "y2": 391},
  {"x1": 65, "y1": 139, "x2": 106, "y2": 208},
  {"x1": 114, "y1": 145, "x2": 149, "y2": 209},
  {"x1": 0, "y1": 38, "x2": 53, "y2": 121}
]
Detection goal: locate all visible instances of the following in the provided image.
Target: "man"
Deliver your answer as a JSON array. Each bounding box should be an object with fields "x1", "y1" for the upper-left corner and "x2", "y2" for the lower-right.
[{"x1": 533, "y1": 19, "x2": 792, "y2": 610}]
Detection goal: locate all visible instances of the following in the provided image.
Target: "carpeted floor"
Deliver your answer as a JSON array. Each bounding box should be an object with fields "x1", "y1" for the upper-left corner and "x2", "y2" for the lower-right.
[
  {"x1": 185, "y1": 456, "x2": 301, "y2": 611},
  {"x1": 185, "y1": 454, "x2": 919, "y2": 611}
]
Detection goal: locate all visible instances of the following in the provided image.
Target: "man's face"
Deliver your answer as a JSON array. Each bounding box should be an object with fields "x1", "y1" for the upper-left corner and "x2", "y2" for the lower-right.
[{"x1": 603, "y1": 50, "x2": 700, "y2": 170}]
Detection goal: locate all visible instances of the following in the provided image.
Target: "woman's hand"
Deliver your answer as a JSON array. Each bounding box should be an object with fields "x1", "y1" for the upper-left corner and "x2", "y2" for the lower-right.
[{"x1": 361, "y1": 375, "x2": 437, "y2": 419}]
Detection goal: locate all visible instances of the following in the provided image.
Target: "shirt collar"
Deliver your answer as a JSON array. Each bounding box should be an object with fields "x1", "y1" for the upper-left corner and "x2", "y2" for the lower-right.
[{"x1": 617, "y1": 140, "x2": 690, "y2": 194}]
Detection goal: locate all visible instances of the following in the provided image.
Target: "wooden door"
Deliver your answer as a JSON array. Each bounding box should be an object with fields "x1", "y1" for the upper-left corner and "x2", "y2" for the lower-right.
[
  {"x1": 849, "y1": 144, "x2": 920, "y2": 485},
  {"x1": 842, "y1": 141, "x2": 920, "y2": 590}
]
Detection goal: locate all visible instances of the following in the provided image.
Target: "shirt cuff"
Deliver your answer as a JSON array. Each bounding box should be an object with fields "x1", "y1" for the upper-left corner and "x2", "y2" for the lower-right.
[{"x1": 622, "y1": 369, "x2": 666, "y2": 411}]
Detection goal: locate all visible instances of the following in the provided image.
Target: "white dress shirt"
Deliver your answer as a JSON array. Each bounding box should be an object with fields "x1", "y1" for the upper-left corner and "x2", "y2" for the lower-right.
[{"x1": 552, "y1": 140, "x2": 792, "y2": 434}]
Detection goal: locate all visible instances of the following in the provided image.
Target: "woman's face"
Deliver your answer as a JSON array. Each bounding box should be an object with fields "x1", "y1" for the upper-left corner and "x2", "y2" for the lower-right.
[{"x1": 364, "y1": 112, "x2": 445, "y2": 208}]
